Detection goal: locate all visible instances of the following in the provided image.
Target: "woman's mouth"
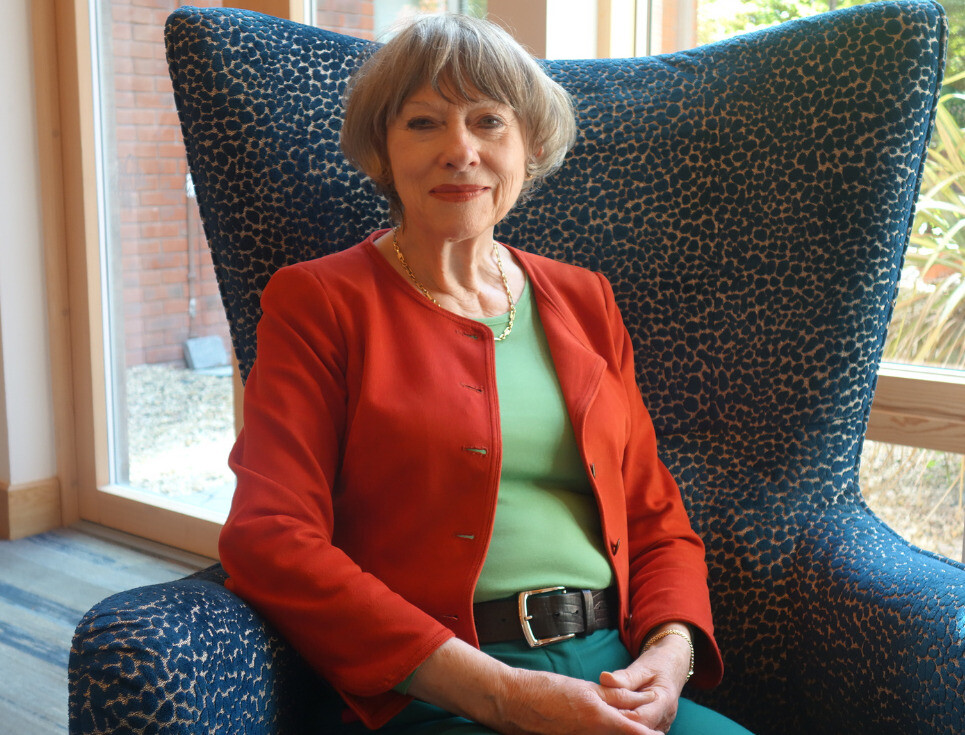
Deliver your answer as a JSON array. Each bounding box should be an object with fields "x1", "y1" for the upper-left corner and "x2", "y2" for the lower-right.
[{"x1": 430, "y1": 185, "x2": 489, "y2": 202}]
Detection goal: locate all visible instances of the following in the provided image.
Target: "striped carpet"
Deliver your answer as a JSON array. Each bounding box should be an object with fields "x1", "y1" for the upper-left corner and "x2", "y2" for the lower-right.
[{"x1": 0, "y1": 522, "x2": 213, "y2": 734}]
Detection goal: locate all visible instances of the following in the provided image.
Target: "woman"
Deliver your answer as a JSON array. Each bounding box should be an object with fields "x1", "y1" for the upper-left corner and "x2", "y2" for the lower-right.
[{"x1": 220, "y1": 13, "x2": 752, "y2": 735}]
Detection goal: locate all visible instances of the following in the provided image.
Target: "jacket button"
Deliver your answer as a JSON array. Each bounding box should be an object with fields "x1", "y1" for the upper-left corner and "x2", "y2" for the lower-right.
[
  {"x1": 610, "y1": 539, "x2": 621, "y2": 555},
  {"x1": 590, "y1": 463, "x2": 597, "y2": 478}
]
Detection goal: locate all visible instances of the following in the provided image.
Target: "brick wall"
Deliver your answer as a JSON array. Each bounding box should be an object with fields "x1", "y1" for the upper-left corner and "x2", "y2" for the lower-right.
[
  {"x1": 111, "y1": 0, "x2": 227, "y2": 367},
  {"x1": 317, "y1": 0, "x2": 375, "y2": 38}
]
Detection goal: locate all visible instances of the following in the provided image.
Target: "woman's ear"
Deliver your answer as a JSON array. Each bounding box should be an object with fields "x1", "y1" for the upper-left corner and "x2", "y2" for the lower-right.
[{"x1": 526, "y1": 147, "x2": 544, "y2": 179}]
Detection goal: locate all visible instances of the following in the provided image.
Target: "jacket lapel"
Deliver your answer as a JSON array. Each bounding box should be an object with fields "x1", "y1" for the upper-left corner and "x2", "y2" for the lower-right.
[{"x1": 514, "y1": 251, "x2": 607, "y2": 447}]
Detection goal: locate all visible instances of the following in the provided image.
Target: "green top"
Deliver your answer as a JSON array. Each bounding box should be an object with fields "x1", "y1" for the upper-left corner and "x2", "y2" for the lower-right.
[
  {"x1": 393, "y1": 281, "x2": 614, "y2": 694},
  {"x1": 473, "y1": 281, "x2": 614, "y2": 603}
]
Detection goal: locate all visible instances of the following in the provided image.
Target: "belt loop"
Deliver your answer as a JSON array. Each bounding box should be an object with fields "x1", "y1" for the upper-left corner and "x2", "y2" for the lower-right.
[{"x1": 582, "y1": 589, "x2": 598, "y2": 635}]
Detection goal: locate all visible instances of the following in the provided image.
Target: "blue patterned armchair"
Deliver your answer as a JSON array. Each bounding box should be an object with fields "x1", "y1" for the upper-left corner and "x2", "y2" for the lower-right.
[{"x1": 69, "y1": 2, "x2": 964, "y2": 733}]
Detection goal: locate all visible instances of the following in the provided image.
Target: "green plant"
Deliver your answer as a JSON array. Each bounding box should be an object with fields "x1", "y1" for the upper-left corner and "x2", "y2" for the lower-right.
[
  {"x1": 867, "y1": 72, "x2": 965, "y2": 565},
  {"x1": 884, "y1": 72, "x2": 965, "y2": 368}
]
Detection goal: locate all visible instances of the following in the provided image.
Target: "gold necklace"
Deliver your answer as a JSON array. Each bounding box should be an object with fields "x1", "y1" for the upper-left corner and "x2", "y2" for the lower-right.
[{"x1": 392, "y1": 228, "x2": 517, "y2": 342}]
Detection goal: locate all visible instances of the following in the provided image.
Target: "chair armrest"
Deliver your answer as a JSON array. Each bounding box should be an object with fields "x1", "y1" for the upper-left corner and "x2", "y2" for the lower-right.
[
  {"x1": 68, "y1": 566, "x2": 339, "y2": 734},
  {"x1": 792, "y1": 507, "x2": 965, "y2": 734}
]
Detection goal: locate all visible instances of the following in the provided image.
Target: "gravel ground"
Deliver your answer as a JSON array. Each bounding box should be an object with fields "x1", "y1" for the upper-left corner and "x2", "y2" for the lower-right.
[
  {"x1": 126, "y1": 364, "x2": 236, "y2": 516},
  {"x1": 126, "y1": 364, "x2": 964, "y2": 562},
  {"x1": 859, "y1": 440, "x2": 964, "y2": 562}
]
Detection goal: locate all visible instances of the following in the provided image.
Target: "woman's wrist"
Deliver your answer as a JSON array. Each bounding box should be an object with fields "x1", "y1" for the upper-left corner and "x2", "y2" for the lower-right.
[
  {"x1": 406, "y1": 638, "x2": 515, "y2": 727},
  {"x1": 640, "y1": 622, "x2": 695, "y2": 684}
]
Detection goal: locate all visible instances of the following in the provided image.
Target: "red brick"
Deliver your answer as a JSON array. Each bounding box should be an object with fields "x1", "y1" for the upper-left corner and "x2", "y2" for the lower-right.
[
  {"x1": 142, "y1": 301, "x2": 164, "y2": 317},
  {"x1": 162, "y1": 270, "x2": 188, "y2": 287},
  {"x1": 147, "y1": 349, "x2": 184, "y2": 365},
  {"x1": 140, "y1": 221, "x2": 181, "y2": 238},
  {"x1": 113, "y1": 91, "x2": 137, "y2": 109},
  {"x1": 113, "y1": 56, "x2": 135, "y2": 75},
  {"x1": 132, "y1": 57, "x2": 169, "y2": 76},
  {"x1": 156, "y1": 173, "x2": 186, "y2": 191},
  {"x1": 112, "y1": 5, "x2": 137, "y2": 24},
  {"x1": 135, "y1": 157, "x2": 177, "y2": 175},
  {"x1": 138, "y1": 269, "x2": 163, "y2": 286},
  {"x1": 129, "y1": 40, "x2": 157, "y2": 59},
  {"x1": 120, "y1": 73, "x2": 156, "y2": 93},
  {"x1": 116, "y1": 126, "x2": 141, "y2": 143},
  {"x1": 157, "y1": 111, "x2": 182, "y2": 127},
  {"x1": 149, "y1": 9, "x2": 175, "y2": 26},
  {"x1": 161, "y1": 237, "x2": 190, "y2": 253},
  {"x1": 165, "y1": 297, "x2": 190, "y2": 314},
  {"x1": 139, "y1": 190, "x2": 183, "y2": 207},
  {"x1": 154, "y1": 312, "x2": 189, "y2": 331},
  {"x1": 142, "y1": 252, "x2": 188, "y2": 270},
  {"x1": 134, "y1": 92, "x2": 172, "y2": 109},
  {"x1": 113, "y1": 23, "x2": 133, "y2": 40},
  {"x1": 155, "y1": 76, "x2": 174, "y2": 95},
  {"x1": 132, "y1": 205, "x2": 162, "y2": 223},
  {"x1": 116, "y1": 108, "x2": 157, "y2": 126},
  {"x1": 156, "y1": 142, "x2": 189, "y2": 159},
  {"x1": 132, "y1": 23, "x2": 163, "y2": 43},
  {"x1": 135, "y1": 126, "x2": 178, "y2": 143},
  {"x1": 132, "y1": 0, "x2": 173, "y2": 10}
]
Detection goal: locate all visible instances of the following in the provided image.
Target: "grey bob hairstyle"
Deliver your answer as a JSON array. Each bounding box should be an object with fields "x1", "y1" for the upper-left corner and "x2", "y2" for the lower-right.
[{"x1": 340, "y1": 13, "x2": 578, "y2": 221}]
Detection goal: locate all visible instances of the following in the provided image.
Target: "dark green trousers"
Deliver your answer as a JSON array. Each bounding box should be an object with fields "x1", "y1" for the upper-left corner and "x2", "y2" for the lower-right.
[{"x1": 377, "y1": 630, "x2": 753, "y2": 734}]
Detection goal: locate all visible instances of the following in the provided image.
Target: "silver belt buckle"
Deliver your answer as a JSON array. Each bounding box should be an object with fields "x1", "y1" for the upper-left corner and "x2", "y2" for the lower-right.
[{"x1": 517, "y1": 586, "x2": 577, "y2": 648}]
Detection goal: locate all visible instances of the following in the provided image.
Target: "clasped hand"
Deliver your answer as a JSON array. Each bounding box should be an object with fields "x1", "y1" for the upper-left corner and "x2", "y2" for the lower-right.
[{"x1": 495, "y1": 631, "x2": 692, "y2": 735}]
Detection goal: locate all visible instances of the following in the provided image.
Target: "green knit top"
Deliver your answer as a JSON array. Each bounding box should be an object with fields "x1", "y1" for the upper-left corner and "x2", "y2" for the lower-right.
[{"x1": 472, "y1": 281, "x2": 614, "y2": 603}]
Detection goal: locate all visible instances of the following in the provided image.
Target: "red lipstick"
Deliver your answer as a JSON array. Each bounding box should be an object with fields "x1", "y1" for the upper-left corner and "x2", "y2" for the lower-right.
[{"x1": 430, "y1": 185, "x2": 488, "y2": 202}]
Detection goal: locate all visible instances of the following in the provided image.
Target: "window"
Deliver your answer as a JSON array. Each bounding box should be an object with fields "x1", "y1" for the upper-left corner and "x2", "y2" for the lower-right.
[{"x1": 91, "y1": 0, "x2": 236, "y2": 524}]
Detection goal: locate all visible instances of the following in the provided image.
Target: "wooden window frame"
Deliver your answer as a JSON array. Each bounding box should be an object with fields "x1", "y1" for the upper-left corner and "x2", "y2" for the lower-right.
[{"x1": 31, "y1": 0, "x2": 306, "y2": 559}]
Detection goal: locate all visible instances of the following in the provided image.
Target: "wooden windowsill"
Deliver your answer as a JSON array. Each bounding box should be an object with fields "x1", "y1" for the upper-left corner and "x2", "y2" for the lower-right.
[{"x1": 867, "y1": 364, "x2": 965, "y2": 455}]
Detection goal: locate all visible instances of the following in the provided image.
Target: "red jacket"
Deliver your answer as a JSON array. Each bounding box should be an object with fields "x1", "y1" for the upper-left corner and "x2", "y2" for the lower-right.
[{"x1": 220, "y1": 231, "x2": 724, "y2": 728}]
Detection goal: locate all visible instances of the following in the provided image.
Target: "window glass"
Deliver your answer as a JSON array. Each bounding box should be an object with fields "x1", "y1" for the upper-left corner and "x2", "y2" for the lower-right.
[
  {"x1": 860, "y1": 442, "x2": 964, "y2": 561},
  {"x1": 93, "y1": 0, "x2": 235, "y2": 518}
]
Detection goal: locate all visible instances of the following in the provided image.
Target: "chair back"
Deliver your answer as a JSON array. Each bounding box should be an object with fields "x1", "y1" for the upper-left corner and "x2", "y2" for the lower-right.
[{"x1": 165, "y1": 3, "x2": 948, "y2": 730}]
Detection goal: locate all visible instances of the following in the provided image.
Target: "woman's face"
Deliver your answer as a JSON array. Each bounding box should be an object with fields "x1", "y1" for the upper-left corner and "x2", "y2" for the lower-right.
[{"x1": 385, "y1": 83, "x2": 528, "y2": 241}]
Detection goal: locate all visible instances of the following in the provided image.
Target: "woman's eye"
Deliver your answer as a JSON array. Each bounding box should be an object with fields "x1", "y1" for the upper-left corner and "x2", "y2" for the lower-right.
[
  {"x1": 405, "y1": 117, "x2": 436, "y2": 130},
  {"x1": 478, "y1": 115, "x2": 505, "y2": 128}
]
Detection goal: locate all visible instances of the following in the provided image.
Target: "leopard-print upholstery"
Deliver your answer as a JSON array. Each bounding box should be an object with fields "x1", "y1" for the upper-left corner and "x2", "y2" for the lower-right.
[{"x1": 69, "y1": 2, "x2": 964, "y2": 734}]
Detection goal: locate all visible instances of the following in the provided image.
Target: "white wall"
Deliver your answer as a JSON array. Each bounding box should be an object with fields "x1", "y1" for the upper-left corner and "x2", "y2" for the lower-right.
[
  {"x1": 0, "y1": 1, "x2": 56, "y2": 485},
  {"x1": 545, "y1": 0, "x2": 598, "y2": 59},
  {"x1": 488, "y1": 0, "x2": 600, "y2": 60}
]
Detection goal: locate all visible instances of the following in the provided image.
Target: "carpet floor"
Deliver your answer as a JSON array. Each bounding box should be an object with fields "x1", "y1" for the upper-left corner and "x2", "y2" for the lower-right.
[{"x1": 0, "y1": 522, "x2": 213, "y2": 734}]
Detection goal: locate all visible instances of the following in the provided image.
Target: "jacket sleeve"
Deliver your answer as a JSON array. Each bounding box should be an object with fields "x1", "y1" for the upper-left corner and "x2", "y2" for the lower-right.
[
  {"x1": 597, "y1": 272, "x2": 724, "y2": 689},
  {"x1": 219, "y1": 264, "x2": 454, "y2": 726}
]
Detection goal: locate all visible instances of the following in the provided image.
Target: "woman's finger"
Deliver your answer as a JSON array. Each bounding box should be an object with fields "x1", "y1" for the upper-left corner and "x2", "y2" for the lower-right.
[
  {"x1": 600, "y1": 661, "x2": 657, "y2": 691},
  {"x1": 597, "y1": 682, "x2": 656, "y2": 709}
]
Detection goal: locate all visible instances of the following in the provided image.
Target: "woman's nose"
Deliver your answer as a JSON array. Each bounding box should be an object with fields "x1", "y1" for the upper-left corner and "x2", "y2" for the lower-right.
[{"x1": 440, "y1": 124, "x2": 480, "y2": 170}]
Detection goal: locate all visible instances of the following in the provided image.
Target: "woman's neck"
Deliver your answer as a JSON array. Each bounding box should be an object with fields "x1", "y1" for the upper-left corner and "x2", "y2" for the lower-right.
[{"x1": 374, "y1": 226, "x2": 525, "y2": 319}]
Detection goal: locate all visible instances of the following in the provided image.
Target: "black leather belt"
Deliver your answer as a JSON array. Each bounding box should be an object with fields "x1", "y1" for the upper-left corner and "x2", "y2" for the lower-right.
[{"x1": 473, "y1": 586, "x2": 619, "y2": 648}]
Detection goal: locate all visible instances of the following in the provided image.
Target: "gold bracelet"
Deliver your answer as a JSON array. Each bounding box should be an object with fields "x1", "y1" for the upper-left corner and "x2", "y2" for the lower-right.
[{"x1": 641, "y1": 628, "x2": 695, "y2": 682}]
